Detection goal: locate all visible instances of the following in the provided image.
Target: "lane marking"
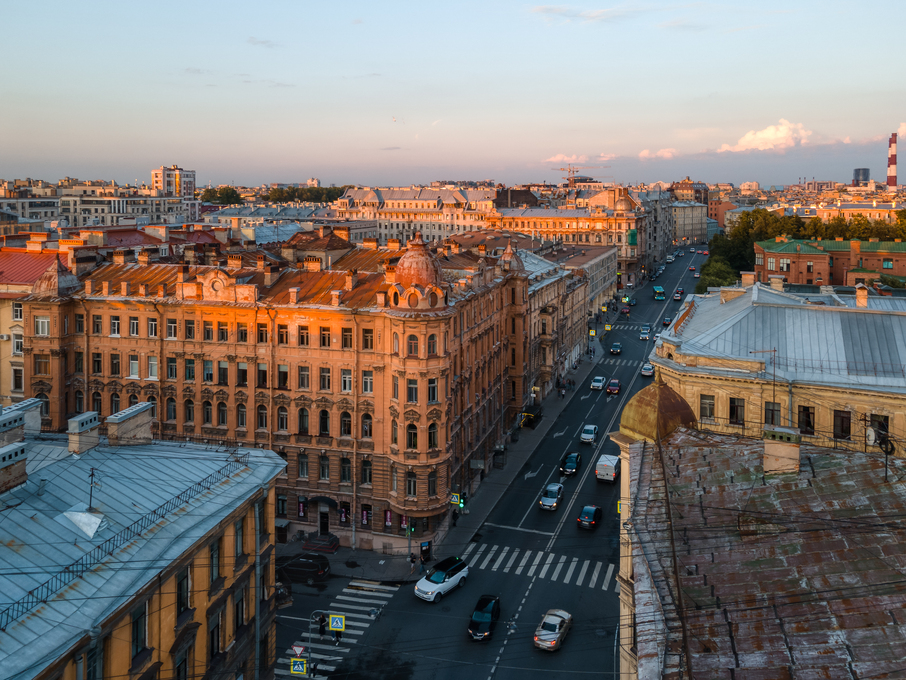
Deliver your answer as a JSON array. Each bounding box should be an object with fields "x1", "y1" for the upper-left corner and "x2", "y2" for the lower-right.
[
  {"x1": 479, "y1": 545, "x2": 498, "y2": 570},
  {"x1": 563, "y1": 557, "x2": 578, "y2": 585},
  {"x1": 603, "y1": 563, "x2": 615, "y2": 590},
  {"x1": 538, "y1": 553, "x2": 555, "y2": 579},
  {"x1": 527, "y1": 552, "x2": 544, "y2": 577},
  {"x1": 575, "y1": 559, "x2": 590, "y2": 587},
  {"x1": 483, "y1": 522, "x2": 554, "y2": 536},
  {"x1": 471, "y1": 544, "x2": 487, "y2": 565},
  {"x1": 503, "y1": 549, "x2": 520, "y2": 573},
  {"x1": 492, "y1": 546, "x2": 510, "y2": 571},
  {"x1": 515, "y1": 551, "x2": 531, "y2": 575},
  {"x1": 550, "y1": 555, "x2": 567, "y2": 581},
  {"x1": 588, "y1": 562, "x2": 602, "y2": 589},
  {"x1": 462, "y1": 542, "x2": 478, "y2": 559}
]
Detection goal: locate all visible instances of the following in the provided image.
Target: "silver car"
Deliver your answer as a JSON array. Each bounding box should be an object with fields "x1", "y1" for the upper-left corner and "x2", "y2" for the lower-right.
[
  {"x1": 538, "y1": 483, "x2": 564, "y2": 511},
  {"x1": 534, "y1": 609, "x2": 573, "y2": 651}
]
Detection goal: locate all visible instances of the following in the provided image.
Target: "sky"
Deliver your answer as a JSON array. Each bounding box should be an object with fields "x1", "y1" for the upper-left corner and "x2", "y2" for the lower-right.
[{"x1": 3, "y1": 0, "x2": 905, "y2": 189}]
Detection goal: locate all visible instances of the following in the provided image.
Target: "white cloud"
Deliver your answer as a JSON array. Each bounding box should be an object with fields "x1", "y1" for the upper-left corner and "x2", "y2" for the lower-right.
[
  {"x1": 638, "y1": 148, "x2": 677, "y2": 160},
  {"x1": 898, "y1": 122, "x2": 906, "y2": 140},
  {"x1": 531, "y1": 5, "x2": 640, "y2": 23},
  {"x1": 597, "y1": 153, "x2": 616, "y2": 161},
  {"x1": 247, "y1": 37, "x2": 278, "y2": 49},
  {"x1": 718, "y1": 119, "x2": 812, "y2": 153},
  {"x1": 544, "y1": 153, "x2": 588, "y2": 163}
]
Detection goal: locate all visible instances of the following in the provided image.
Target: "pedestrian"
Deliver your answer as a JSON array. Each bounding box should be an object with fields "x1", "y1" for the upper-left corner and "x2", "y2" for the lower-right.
[
  {"x1": 419, "y1": 554, "x2": 426, "y2": 574},
  {"x1": 560, "y1": 388, "x2": 565, "y2": 399},
  {"x1": 334, "y1": 628, "x2": 343, "y2": 646},
  {"x1": 409, "y1": 552, "x2": 416, "y2": 574},
  {"x1": 318, "y1": 614, "x2": 327, "y2": 640},
  {"x1": 452, "y1": 509, "x2": 459, "y2": 527}
]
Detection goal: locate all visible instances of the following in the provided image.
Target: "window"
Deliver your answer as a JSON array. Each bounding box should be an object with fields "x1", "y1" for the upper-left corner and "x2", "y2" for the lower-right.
[
  {"x1": 407, "y1": 379, "x2": 418, "y2": 403},
  {"x1": 391, "y1": 419, "x2": 398, "y2": 445},
  {"x1": 34, "y1": 316, "x2": 50, "y2": 336},
  {"x1": 147, "y1": 318, "x2": 158, "y2": 338},
  {"x1": 407, "y1": 334, "x2": 419, "y2": 356},
  {"x1": 428, "y1": 378, "x2": 438, "y2": 403},
  {"x1": 729, "y1": 398, "x2": 745, "y2": 425},
  {"x1": 320, "y1": 326, "x2": 330, "y2": 347},
  {"x1": 92, "y1": 392, "x2": 102, "y2": 413},
  {"x1": 298, "y1": 408, "x2": 309, "y2": 434},
  {"x1": 319, "y1": 455, "x2": 330, "y2": 480},
  {"x1": 148, "y1": 355, "x2": 158, "y2": 379},
  {"x1": 237, "y1": 362, "x2": 247, "y2": 386},
  {"x1": 234, "y1": 586, "x2": 245, "y2": 631},
  {"x1": 92, "y1": 315, "x2": 102, "y2": 334},
  {"x1": 166, "y1": 398, "x2": 176, "y2": 421},
  {"x1": 393, "y1": 333, "x2": 399, "y2": 354},
  {"x1": 131, "y1": 603, "x2": 147, "y2": 658},
  {"x1": 237, "y1": 322, "x2": 248, "y2": 342},
  {"x1": 184, "y1": 399, "x2": 195, "y2": 422},
  {"x1": 428, "y1": 422, "x2": 438, "y2": 449},
  {"x1": 36, "y1": 392, "x2": 49, "y2": 416},
  {"x1": 392, "y1": 375, "x2": 399, "y2": 400},
  {"x1": 218, "y1": 361, "x2": 228, "y2": 385},
  {"x1": 12, "y1": 333, "x2": 22, "y2": 355},
  {"x1": 75, "y1": 313, "x2": 84, "y2": 333},
  {"x1": 298, "y1": 453, "x2": 309, "y2": 478},
  {"x1": 764, "y1": 401, "x2": 780, "y2": 426},
  {"x1": 185, "y1": 358, "x2": 196, "y2": 381},
  {"x1": 75, "y1": 390, "x2": 83, "y2": 412},
  {"x1": 257, "y1": 363, "x2": 268, "y2": 388},
  {"x1": 341, "y1": 457, "x2": 351, "y2": 483},
  {"x1": 511, "y1": 347, "x2": 516, "y2": 366},
  {"x1": 217, "y1": 401, "x2": 227, "y2": 426},
  {"x1": 176, "y1": 567, "x2": 190, "y2": 614},
  {"x1": 209, "y1": 611, "x2": 222, "y2": 659},
  {"x1": 257, "y1": 405, "x2": 268, "y2": 429},
  {"x1": 218, "y1": 322, "x2": 228, "y2": 342},
  {"x1": 167, "y1": 357, "x2": 177, "y2": 379},
  {"x1": 203, "y1": 360, "x2": 213, "y2": 382},
  {"x1": 278, "y1": 324, "x2": 288, "y2": 345},
  {"x1": 340, "y1": 411, "x2": 351, "y2": 436},
  {"x1": 148, "y1": 396, "x2": 157, "y2": 418},
  {"x1": 807, "y1": 261, "x2": 814, "y2": 273},
  {"x1": 341, "y1": 369, "x2": 352, "y2": 392},
  {"x1": 175, "y1": 650, "x2": 189, "y2": 680},
  {"x1": 342, "y1": 327, "x2": 352, "y2": 348},
  {"x1": 700, "y1": 394, "x2": 715, "y2": 420},
  {"x1": 319, "y1": 367, "x2": 331, "y2": 390},
  {"x1": 12, "y1": 302, "x2": 22, "y2": 321},
  {"x1": 185, "y1": 319, "x2": 195, "y2": 339},
  {"x1": 755, "y1": 253, "x2": 764, "y2": 266},
  {"x1": 406, "y1": 424, "x2": 418, "y2": 449},
  {"x1": 277, "y1": 407, "x2": 288, "y2": 431},
  {"x1": 767, "y1": 257, "x2": 776, "y2": 272},
  {"x1": 202, "y1": 401, "x2": 212, "y2": 425},
  {"x1": 74, "y1": 351, "x2": 83, "y2": 373},
  {"x1": 779, "y1": 258, "x2": 790, "y2": 273},
  {"x1": 391, "y1": 466, "x2": 398, "y2": 493},
  {"x1": 319, "y1": 409, "x2": 330, "y2": 435},
  {"x1": 361, "y1": 459, "x2": 372, "y2": 484},
  {"x1": 406, "y1": 471, "x2": 417, "y2": 497},
  {"x1": 428, "y1": 470, "x2": 437, "y2": 496},
  {"x1": 298, "y1": 325, "x2": 309, "y2": 346},
  {"x1": 237, "y1": 404, "x2": 246, "y2": 428},
  {"x1": 167, "y1": 318, "x2": 177, "y2": 338},
  {"x1": 870, "y1": 413, "x2": 890, "y2": 436},
  {"x1": 129, "y1": 316, "x2": 139, "y2": 336},
  {"x1": 257, "y1": 323, "x2": 268, "y2": 343},
  {"x1": 276, "y1": 494, "x2": 287, "y2": 517},
  {"x1": 884, "y1": 258, "x2": 893, "y2": 270},
  {"x1": 12, "y1": 367, "x2": 23, "y2": 392},
  {"x1": 278, "y1": 364, "x2": 289, "y2": 389},
  {"x1": 203, "y1": 321, "x2": 213, "y2": 341},
  {"x1": 834, "y1": 409, "x2": 851, "y2": 440},
  {"x1": 362, "y1": 328, "x2": 373, "y2": 349},
  {"x1": 360, "y1": 414, "x2": 373, "y2": 439},
  {"x1": 362, "y1": 370, "x2": 373, "y2": 393},
  {"x1": 125, "y1": 354, "x2": 137, "y2": 378},
  {"x1": 34, "y1": 354, "x2": 50, "y2": 375}
]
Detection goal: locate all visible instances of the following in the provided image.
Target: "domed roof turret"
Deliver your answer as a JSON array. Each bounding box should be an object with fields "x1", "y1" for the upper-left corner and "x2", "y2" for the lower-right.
[
  {"x1": 498, "y1": 240, "x2": 525, "y2": 271},
  {"x1": 619, "y1": 375, "x2": 696, "y2": 442},
  {"x1": 394, "y1": 231, "x2": 443, "y2": 289},
  {"x1": 615, "y1": 196, "x2": 633, "y2": 212}
]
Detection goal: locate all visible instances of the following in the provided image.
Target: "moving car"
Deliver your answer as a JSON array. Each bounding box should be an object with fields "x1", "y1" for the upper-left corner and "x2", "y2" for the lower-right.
[
  {"x1": 694, "y1": 272, "x2": 700, "y2": 278},
  {"x1": 639, "y1": 325, "x2": 651, "y2": 340},
  {"x1": 677, "y1": 287, "x2": 684, "y2": 295},
  {"x1": 673, "y1": 292, "x2": 682, "y2": 301},
  {"x1": 576, "y1": 505, "x2": 603, "y2": 530},
  {"x1": 640, "y1": 363, "x2": 654, "y2": 377},
  {"x1": 689, "y1": 265, "x2": 695, "y2": 271},
  {"x1": 414, "y1": 556, "x2": 469, "y2": 602},
  {"x1": 689, "y1": 247, "x2": 695, "y2": 252},
  {"x1": 468, "y1": 595, "x2": 501, "y2": 640},
  {"x1": 539, "y1": 483, "x2": 564, "y2": 510},
  {"x1": 534, "y1": 609, "x2": 573, "y2": 651},
  {"x1": 579, "y1": 425, "x2": 598, "y2": 445},
  {"x1": 596, "y1": 454, "x2": 621, "y2": 482},
  {"x1": 679, "y1": 251, "x2": 684, "y2": 257},
  {"x1": 590, "y1": 376, "x2": 605, "y2": 390},
  {"x1": 560, "y1": 451, "x2": 582, "y2": 474},
  {"x1": 629, "y1": 298, "x2": 637, "y2": 306},
  {"x1": 610, "y1": 342, "x2": 622, "y2": 355},
  {"x1": 621, "y1": 306, "x2": 631, "y2": 314},
  {"x1": 275, "y1": 553, "x2": 331, "y2": 587},
  {"x1": 663, "y1": 317, "x2": 672, "y2": 326},
  {"x1": 704, "y1": 250, "x2": 709, "y2": 255},
  {"x1": 606, "y1": 378, "x2": 621, "y2": 394}
]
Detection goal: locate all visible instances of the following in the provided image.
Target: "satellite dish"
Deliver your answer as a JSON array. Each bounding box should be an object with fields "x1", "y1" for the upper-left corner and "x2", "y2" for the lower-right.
[{"x1": 867, "y1": 427, "x2": 878, "y2": 446}]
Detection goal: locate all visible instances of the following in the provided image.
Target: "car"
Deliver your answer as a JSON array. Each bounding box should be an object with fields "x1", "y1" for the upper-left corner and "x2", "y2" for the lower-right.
[
  {"x1": 704, "y1": 250, "x2": 709, "y2": 255},
  {"x1": 697, "y1": 250, "x2": 702, "y2": 254},
  {"x1": 560, "y1": 451, "x2": 583, "y2": 474},
  {"x1": 414, "y1": 556, "x2": 469, "y2": 602},
  {"x1": 534, "y1": 609, "x2": 573, "y2": 651},
  {"x1": 677, "y1": 287, "x2": 684, "y2": 294},
  {"x1": 678, "y1": 251, "x2": 684, "y2": 257},
  {"x1": 275, "y1": 552, "x2": 331, "y2": 587},
  {"x1": 606, "y1": 378, "x2": 621, "y2": 394},
  {"x1": 580, "y1": 424, "x2": 598, "y2": 444},
  {"x1": 639, "y1": 325, "x2": 650, "y2": 340},
  {"x1": 576, "y1": 505, "x2": 603, "y2": 530},
  {"x1": 468, "y1": 595, "x2": 501, "y2": 640},
  {"x1": 590, "y1": 376, "x2": 605, "y2": 390},
  {"x1": 689, "y1": 248, "x2": 695, "y2": 252},
  {"x1": 689, "y1": 265, "x2": 695, "y2": 271},
  {"x1": 610, "y1": 342, "x2": 622, "y2": 355},
  {"x1": 694, "y1": 272, "x2": 700, "y2": 278},
  {"x1": 654, "y1": 332, "x2": 662, "y2": 342},
  {"x1": 621, "y1": 306, "x2": 630, "y2": 314},
  {"x1": 663, "y1": 317, "x2": 672, "y2": 326},
  {"x1": 650, "y1": 274, "x2": 658, "y2": 281},
  {"x1": 629, "y1": 298, "x2": 637, "y2": 306},
  {"x1": 539, "y1": 482, "x2": 564, "y2": 510},
  {"x1": 673, "y1": 292, "x2": 682, "y2": 301},
  {"x1": 641, "y1": 363, "x2": 654, "y2": 377}
]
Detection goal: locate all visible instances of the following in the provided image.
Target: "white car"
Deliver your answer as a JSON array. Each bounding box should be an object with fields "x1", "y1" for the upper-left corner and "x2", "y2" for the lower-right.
[
  {"x1": 641, "y1": 363, "x2": 654, "y2": 377},
  {"x1": 414, "y1": 556, "x2": 469, "y2": 602},
  {"x1": 590, "y1": 376, "x2": 605, "y2": 390},
  {"x1": 580, "y1": 424, "x2": 598, "y2": 444}
]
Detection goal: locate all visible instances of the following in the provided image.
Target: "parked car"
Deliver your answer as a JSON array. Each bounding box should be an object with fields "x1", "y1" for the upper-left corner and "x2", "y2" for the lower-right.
[
  {"x1": 275, "y1": 553, "x2": 331, "y2": 587},
  {"x1": 468, "y1": 595, "x2": 501, "y2": 640},
  {"x1": 663, "y1": 317, "x2": 672, "y2": 326},
  {"x1": 534, "y1": 609, "x2": 573, "y2": 651},
  {"x1": 610, "y1": 342, "x2": 622, "y2": 355},
  {"x1": 560, "y1": 451, "x2": 583, "y2": 474},
  {"x1": 414, "y1": 556, "x2": 469, "y2": 602},
  {"x1": 539, "y1": 483, "x2": 564, "y2": 510},
  {"x1": 640, "y1": 363, "x2": 654, "y2": 377},
  {"x1": 679, "y1": 251, "x2": 684, "y2": 256},
  {"x1": 595, "y1": 454, "x2": 621, "y2": 482},
  {"x1": 580, "y1": 425, "x2": 598, "y2": 444},
  {"x1": 606, "y1": 378, "x2": 621, "y2": 394},
  {"x1": 590, "y1": 376, "x2": 605, "y2": 390},
  {"x1": 576, "y1": 505, "x2": 603, "y2": 530}
]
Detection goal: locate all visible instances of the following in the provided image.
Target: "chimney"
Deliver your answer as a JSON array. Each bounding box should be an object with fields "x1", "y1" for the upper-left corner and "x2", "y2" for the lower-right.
[
  {"x1": 387, "y1": 239, "x2": 401, "y2": 252},
  {"x1": 331, "y1": 289, "x2": 342, "y2": 306},
  {"x1": 137, "y1": 250, "x2": 151, "y2": 266},
  {"x1": 121, "y1": 281, "x2": 131, "y2": 296},
  {"x1": 138, "y1": 284, "x2": 148, "y2": 296},
  {"x1": 112, "y1": 249, "x2": 127, "y2": 265},
  {"x1": 264, "y1": 263, "x2": 280, "y2": 287},
  {"x1": 0, "y1": 442, "x2": 28, "y2": 495},
  {"x1": 740, "y1": 271, "x2": 756, "y2": 287},
  {"x1": 257, "y1": 253, "x2": 266, "y2": 271},
  {"x1": 851, "y1": 239, "x2": 861, "y2": 253},
  {"x1": 177, "y1": 265, "x2": 190, "y2": 282},
  {"x1": 334, "y1": 226, "x2": 350, "y2": 241},
  {"x1": 228, "y1": 254, "x2": 243, "y2": 269},
  {"x1": 68, "y1": 411, "x2": 100, "y2": 454},
  {"x1": 289, "y1": 287, "x2": 300, "y2": 304},
  {"x1": 855, "y1": 283, "x2": 869, "y2": 308},
  {"x1": 478, "y1": 244, "x2": 487, "y2": 257},
  {"x1": 376, "y1": 291, "x2": 387, "y2": 306},
  {"x1": 303, "y1": 256, "x2": 322, "y2": 272},
  {"x1": 720, "y1": 287, "x2": 746, "y2": 304},
  {"x1": 102, "y1": 281, "x2": 111, "y2": 295},
  {"x1": 85, "y1": 280, "x2": 94, "y2": 295},
  {"x1": 106, "y1": 402, "x2": 154, "y2": 446},
  {"x1": 319, "y1": 224, "x2": 330, "y2": 238},
  {"x1": 184, "y1": 244, "x2": 197, "y2": 264},
  {"x1": 763, "y1": 426, "x2": 801, "y2": 474},
  {"x1": 0, "y1": 409, "x2": 26, "y2": 446},
  {"x1": 768, "y1": 275, "x2": 785, "y2": 291},
  {"x1": 157, "y1": 284, "x2": 167, "y2": 297},
  {"x1": 363, "y1": 238, "x2": 379, "y2": 250},
  {"x1": 384, "y1": 265, "x2": 396, "y2": 284},
  {"x1": 345, "y1": 270, "x2": 358, "y2": 291},
  {"x1": 231, "y1": 216, "x2": 241, "y2": 232}
]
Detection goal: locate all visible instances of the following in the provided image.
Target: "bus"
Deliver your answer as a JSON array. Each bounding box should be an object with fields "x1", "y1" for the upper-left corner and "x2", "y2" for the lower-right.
[{"x1": 653, "y1": 286, "x2": 665, "y2": 301}]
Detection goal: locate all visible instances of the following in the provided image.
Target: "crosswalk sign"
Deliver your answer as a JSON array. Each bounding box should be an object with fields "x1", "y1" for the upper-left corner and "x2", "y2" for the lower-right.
[
  {"x1": 588, "y1": 329, "x2": 596, "y2": 336},
  {"x1": 291, "y1": 658, "x2": 307, "y2": 675},
  {"x1": 330, "y1": 614, "x2": 346, "y2": 631},
  {"x1": 450, "y1": 493, "x2": 460, "y2": 505},
  {"x1": 604, "y1": 324, "x2": 612, "y2": 332}
]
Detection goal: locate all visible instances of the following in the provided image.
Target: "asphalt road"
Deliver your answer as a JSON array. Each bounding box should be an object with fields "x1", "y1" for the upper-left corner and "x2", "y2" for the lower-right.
[{"x1": 282, "y1": 248, "x2": 707, "y2": 680}]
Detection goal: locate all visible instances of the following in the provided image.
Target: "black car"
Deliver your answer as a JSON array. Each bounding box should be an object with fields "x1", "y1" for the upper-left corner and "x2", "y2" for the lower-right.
[
  {"x1": 468, "y1": 595, "x2": 501, "y2": 640},
  {"x1": 663, "y1": 317, "x2": 672, "y2": 326},
  {"x1": 559, "y1": 452, "x2": 582, "y2": 476},
  {"x1": 611, "y1": 342, "x2": 622, "y2": 355},
  {"x1": 576, "y1": 505, "x2": 603, "y2": 530},
  {"x1": 275, "y1": 552, "x2": 331, "y2": 586},
  {"x1": 629, "y1": 298, "x2": 637, "y2": 306}
]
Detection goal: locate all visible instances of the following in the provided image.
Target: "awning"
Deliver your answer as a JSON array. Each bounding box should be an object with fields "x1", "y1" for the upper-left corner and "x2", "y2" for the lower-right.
[
  {"x1": 307, "y1": 496, "x2": 339, "y2": 510},
  {"x1": 275, "y1": 518, "x2": 291, "y2": 528}
]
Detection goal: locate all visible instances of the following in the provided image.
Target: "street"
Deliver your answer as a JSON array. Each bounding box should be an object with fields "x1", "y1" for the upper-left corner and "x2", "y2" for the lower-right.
[{"x1": 275, "y1": 249, "x2": 706, "y2": 679}]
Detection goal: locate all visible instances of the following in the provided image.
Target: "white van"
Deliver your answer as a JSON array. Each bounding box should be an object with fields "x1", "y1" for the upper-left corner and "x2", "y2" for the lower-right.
[{"x1": 595, "y1": 454, "x2": 621, "y2": 482}]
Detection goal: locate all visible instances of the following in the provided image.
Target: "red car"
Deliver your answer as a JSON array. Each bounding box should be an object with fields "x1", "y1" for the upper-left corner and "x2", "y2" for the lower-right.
[
  {"x1": 703, "y1": 250, "x2": 709, "y2": 255},
  {"x1": 606, "y1": 378, "x2": 621, "y2": 394},
  {"x1": 689, "y1": 266, "x2": 695, "y2": 271},
  {"x1": 621, "y1": 306, "x2": 631, "y2": 314}
]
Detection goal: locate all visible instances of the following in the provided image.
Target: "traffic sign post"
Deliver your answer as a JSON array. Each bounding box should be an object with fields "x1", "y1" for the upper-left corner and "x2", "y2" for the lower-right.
[
  {"x1": 290, "y1": 658, "x2": 307, "y2": 675},
  {"x1": 329, "y1": 614, "x2": 346, "y2": 632},
  {"x1": 292, "y1": 645, "x2": 306, "y2": 657},
  {"x1": 604, "y1": 324, "x2": 612, "y2": 332},
  {"x1": 450, "y1": 493, "x2": 461, "y2": 506}
]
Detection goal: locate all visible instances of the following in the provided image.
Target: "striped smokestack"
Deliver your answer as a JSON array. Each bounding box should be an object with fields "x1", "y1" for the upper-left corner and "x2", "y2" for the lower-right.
[{"x1": 888, "y1": 132, "x2": 897, "y2": 189}]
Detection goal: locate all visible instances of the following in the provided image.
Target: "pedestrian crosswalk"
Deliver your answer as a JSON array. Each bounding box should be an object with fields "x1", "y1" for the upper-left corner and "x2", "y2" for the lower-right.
[
  {"x1": 460, "y1": 542, "x2": 620, "y2": 592},
  {"x1": 276, "y1": 580, "x2": 399, "y2": 679},
  {"x1": 599, "y1": 357, "x2": 643, "y2": 367}
]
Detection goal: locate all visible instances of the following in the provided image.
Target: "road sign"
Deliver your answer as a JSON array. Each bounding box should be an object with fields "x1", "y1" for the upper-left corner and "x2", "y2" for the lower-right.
[
  {"x1": 291, "y1": 658, "x2": 307, "y2": 675},
  {"x1": 329, "y1": 614, "x2": 346, "y2": 631},
  {"x1": 617, "y1": 500, "x2": 621, "y2": 515},
  {"x1": 450, "y1": 493, "x2": 461, "y2": 505},
  {"x1": 588, "y1": 329, "x2": 596, "y2": 336},
  {"x1": 604, "y1": 324, "x2": 612, "y2": 332},
  {"x1": 292, "y1": 645, "x2": 306, "y2": 657}
]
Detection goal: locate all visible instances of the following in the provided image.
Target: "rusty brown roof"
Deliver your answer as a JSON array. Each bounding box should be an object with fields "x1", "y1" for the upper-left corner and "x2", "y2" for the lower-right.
[{"x1": 332, "y1": 248, "x2": 399, "y2": 272}]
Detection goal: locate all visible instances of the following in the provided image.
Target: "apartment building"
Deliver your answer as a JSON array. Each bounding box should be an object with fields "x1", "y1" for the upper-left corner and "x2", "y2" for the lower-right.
[
  {"x1": 152, "y1": 164, "x2": 196, "y2": 197},
  {"x1": 671, "y1": 201, "x2": 708, "y2": 245}
]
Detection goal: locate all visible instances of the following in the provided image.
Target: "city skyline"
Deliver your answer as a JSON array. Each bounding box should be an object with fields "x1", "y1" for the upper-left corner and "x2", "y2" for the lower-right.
[{"x1": 3, "y1": 0, "x2": 904, "y2": 188}]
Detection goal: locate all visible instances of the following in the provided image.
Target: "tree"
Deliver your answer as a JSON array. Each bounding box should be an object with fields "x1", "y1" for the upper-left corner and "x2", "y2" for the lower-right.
[
  {"x1": 216, "y1": 187, "x2": 243, "y2": 205},
  {"x1": 200, "y1": 187, "x2": 218, "y2": 203}
]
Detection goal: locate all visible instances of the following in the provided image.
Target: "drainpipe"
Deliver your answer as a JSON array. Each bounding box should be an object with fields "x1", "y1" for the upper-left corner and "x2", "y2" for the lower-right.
[
  {"x1": 254, "y1": 487, "x2": 264, "y2": 680},
  {"x1": 787, "y1": 383, "x2": 794, "y2": 428}
]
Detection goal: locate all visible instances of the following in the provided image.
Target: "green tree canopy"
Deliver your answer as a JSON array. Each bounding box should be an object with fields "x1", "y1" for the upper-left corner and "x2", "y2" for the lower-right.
[
  {"x1": 262, "y1": 186, "x2": 350, "y2": 203},
  {"x1": 199, "y1": 186, "x2": 243, "y2": 205}
]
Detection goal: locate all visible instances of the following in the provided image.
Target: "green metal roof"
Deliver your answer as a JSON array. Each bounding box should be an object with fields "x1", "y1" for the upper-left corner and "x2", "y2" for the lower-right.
[{"x1": 756, "y1": 238, "x2": 906, "y2": 254}]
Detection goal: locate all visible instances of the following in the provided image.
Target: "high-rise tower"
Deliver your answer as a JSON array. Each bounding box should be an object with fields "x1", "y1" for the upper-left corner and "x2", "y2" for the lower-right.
[{"x1": 888, "y1": 133, "x2": 897, "y2": 189}]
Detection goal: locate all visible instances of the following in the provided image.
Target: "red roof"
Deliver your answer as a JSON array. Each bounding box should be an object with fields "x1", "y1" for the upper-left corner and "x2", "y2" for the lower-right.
[
  {"x1": 0, "y1": 249, "x2": 69, "y2": 285},
  {"x1": 103, "y1": 230, "x2": 164, "y2": 247}
]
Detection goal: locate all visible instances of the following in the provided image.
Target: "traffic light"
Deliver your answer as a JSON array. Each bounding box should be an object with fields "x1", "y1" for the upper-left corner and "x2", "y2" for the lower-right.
[{"x1": 460, "y1": 491, "x2": 468, "y2": 508}]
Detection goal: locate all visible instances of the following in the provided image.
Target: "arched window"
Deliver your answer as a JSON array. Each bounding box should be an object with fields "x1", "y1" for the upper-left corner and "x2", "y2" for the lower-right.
[
  {"x1": 361, "y1": 413, "x2": 372, "y2": 438},
  {"x1": 428, "y1": 422, "x2": 438, "y2": 449},
  {"x1": 319, "y1": 409, "x2": 330, "y2": 435},
  {"x1": 361, "y1": 459, "x2": 372, "y2": 485},
  {"x1": 237, "y1": 404, "x2": 246, "y2": 428},
  {"x1": 298, "y1": 407, "x2": 309, "y2": 434},
  {"x1": 277, "y1": 406, "x2": 288, "y2": 431},
  {"x1": 391, "y1": 419, "x2": 398, "y2": 445},
  {"x1": 92, "y1": 391, "x2": 102, "y2": 414},
  {"x1": 75, "y1": 391, "x2": 84, "y2": 414},
  {"x1": 202, "y1": 400, "x2": 212, "y2": 425},
  {"x1": 36, "y1": 392, "x2": 49, "y2": 417},
  {"x1": 340, "y1": 411, "x2": 351, "y2": 437},
  {"x1": 392, "y1": 332, "x2": 399, "y2": 354},
  {"x1": 128, "y1": 393, "x2": 138, "y2": 407},
  {"x1": 110, "y1": 393, "x2": 120, "y2": 414},
  {"x1": 257, "y1": 405, "x2": 268, "y2": 429},
  {"x1": 184, "y1": 399, "x2": 194, "y2": 422},
  {"x1": 406, "y1": 471, "x2": 417, "y2": 496},
  {"x1": 166, "y1": 397, "x2": 176, "y2": 421},
  {"x1": 407, "y1": 334, "x2": 418, "y2": 356},
  {"x1": 341, "y1": 457, "x2": 351, "y2": 482},
  {"x1": 148, "y1": 396, "x2": 157, "y2": 419},
  {"x1": 217, "y1": 401, "x2": 227, "y2": 426},
  {"x1": 427, "y1": 334, "x2": 437, "y2": 355},
  {"x1": 406, "y1": 424, "x2": 418, "y2": 449}
]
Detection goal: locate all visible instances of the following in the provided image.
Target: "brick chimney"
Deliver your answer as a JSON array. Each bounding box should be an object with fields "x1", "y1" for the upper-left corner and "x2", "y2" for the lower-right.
[
  {"x1": 289, "y1": 287, "x2": 300, "y2": 304},
  {"x1": 0, "y1": 442, "x2": 28, "y2": 495},
  {"x1": 121, "y1": 281, "x2": 131, "y2": 296},
  {"x1": 384, "y1": 265, "x2": 396, "y2": 284},
  {"x1": 106, "y1": 402, "x2": 154, "y2": 447},
  {"x1": 768, "y1": 275, "x2": 785, "y2": 291},
  {"x1": 228, "y1": 254, "x2": 243, "y2": 269},
  {"x1": 177, "y1": 265, "x2": 190, "y2": 282},
  {"x1": 345, "y1": 270, "x2": 358, "y2": 291},
  {"x1": 264, "y1": 263, "x2": 280, "y2": 287},
  {"x1": 334, "y1": 226, "x2": 350, "y2": 241},
  {"x1": 388, "y1": 239, "x2": 401, "y2": 252},
  {"x1": 157, "y1": 284, "x2": 167, "y2": 297},
  {"x1": 303, "y1": 257, "x2": 322, "y2": 272},
  {"x1": 85, "y1": 280, "x2": 95, "y2": 295},
  {"x1": 740, "y1": 272, "x2": 756, "y2": 287},
  {"x1": 855, "y1": 283, "x2": 869, "y2": 308},
  {"x1": 68, "y1": 412, "x2": 100, "y2": 454},
  {"x1": 138, "y1": 284, "x2": 148, "y2": 296},
  {"x1": 184, "y1": 244, "x2": 197, "y2": 264},
  {"x1": 331, "y1": 290, "x2": 342, "y2": 306},
  {"x1": 257, "y1": 253, "x2": 266, "y2": 271},
  {"x1": 478, "y1": 244, "x2": 487, "y2": 257},
  {"x1": 763, "y1": 426, "x2": 801, "y2": 474},
  {"x1": 363, "y1": 238, "x2": 379, "y2": 250},
  {"x1": 137, "y1": 250, "x2": 152, "y2": 266},
  {"x1": 112, "y1": 249, "x2": 127, "y2": 264},
  {"x1": 102, "y1": 281, "x2": 111, "y2": 295}
]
